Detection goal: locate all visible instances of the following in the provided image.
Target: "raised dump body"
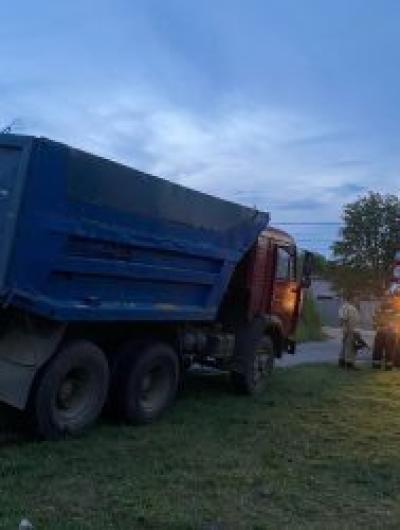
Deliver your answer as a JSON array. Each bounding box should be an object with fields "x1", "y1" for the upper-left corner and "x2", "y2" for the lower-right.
[{"x1": 0, "y1": 135, "x2": 269, "y2": 322}]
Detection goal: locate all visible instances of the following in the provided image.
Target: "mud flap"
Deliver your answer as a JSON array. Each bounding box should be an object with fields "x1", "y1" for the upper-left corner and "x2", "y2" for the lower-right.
[
  {"x1": 0, "y1": 316, "x2": 65, "y2": 409},
  {"x1": 287, "y1": 339, "x2": 296, "y2": 355}
]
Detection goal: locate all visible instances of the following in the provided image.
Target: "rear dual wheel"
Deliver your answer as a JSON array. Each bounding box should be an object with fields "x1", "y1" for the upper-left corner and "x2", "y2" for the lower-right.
[
  {"x1": 30, "y1": 339, "x2": 179, "y2": 440},
  {"x1": 31, "y1": 340, "x2": 109, "y2": 441},
  {"x1": 109, "y1": 341, "x2": 180, "y2": 424}
]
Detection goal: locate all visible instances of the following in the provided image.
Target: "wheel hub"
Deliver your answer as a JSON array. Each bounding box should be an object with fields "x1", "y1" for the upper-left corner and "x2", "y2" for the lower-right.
[
  {"x1": 58, "y1": 379, "x2": 76, "y2": 409},
  {"x1": 56, "y1": 368, "x2": 91, "y2": 415},
  {"x1": 139, "y1": 364, "x2": 171, "y2": 413}
]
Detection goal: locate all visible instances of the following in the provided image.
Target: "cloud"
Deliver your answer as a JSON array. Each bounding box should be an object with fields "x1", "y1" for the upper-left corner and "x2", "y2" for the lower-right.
[
  {"x1": 327, "y1": 160, "x2": 370, "y2": 169},
  {"x1": 280, "y1": 198, "x2": 326, "y2": 211},
  {"x1": 328, "y1": 183, "x2": 367, "y2": 196},
  {"x1": 0, "y1": 82, "x2": 393, "y2": 231},
  {"x1": 283, "y1": 131, "x2": 351, "y2": 148},
  {"x1": 2, "y1": 0, "x2": 400, "y2": 259}
]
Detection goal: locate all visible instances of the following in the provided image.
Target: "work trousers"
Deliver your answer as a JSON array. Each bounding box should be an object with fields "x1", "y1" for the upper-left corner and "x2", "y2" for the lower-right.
[
  {"x1": 373, "y1": 329, "x2": 398, "y2": 369},
  {"x1": 340, "y1": 329, "x2": 356, "y2": 364}
]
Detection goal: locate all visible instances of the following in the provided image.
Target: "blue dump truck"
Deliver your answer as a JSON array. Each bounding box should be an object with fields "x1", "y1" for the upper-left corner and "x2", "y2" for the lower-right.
[{"x1": 0, "y1": 134, "x2": 311, "y2": 440}]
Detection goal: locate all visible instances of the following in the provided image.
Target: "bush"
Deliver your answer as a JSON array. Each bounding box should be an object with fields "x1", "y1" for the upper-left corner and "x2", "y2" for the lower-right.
[{"x1": 295, "y1": 293, "x2": 325, "y2": 342}]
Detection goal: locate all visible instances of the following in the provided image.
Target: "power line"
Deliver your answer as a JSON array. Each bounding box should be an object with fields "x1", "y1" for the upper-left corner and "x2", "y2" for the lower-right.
[{"x1": 275, "y1": 222, "x2": 342, "y2": 226}]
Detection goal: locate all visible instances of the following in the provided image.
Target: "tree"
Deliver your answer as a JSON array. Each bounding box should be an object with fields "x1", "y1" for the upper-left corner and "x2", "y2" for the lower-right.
[
  {"x1": 331, "y1": 192, "x2": 400, "y2": 297},
  {"x1": 312, "y1": 253, "x2": 328, "y2": 277}
]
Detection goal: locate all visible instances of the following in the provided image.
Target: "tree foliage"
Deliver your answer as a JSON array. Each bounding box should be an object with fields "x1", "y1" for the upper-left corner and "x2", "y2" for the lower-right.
[
  {"x1": 312, "y1": 253, "x2": 328, "y2": 276},
  {"x1": 331, "y1": 192, "x2": 400, "y2": 297}
]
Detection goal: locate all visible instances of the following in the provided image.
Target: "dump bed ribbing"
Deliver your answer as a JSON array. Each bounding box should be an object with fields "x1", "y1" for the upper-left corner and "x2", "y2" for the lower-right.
[{"x1": 0, "y1": 135, "x2": 269, "y2": 321}]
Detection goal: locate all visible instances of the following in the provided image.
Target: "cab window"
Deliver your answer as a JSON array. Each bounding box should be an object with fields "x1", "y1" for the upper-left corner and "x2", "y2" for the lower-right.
[{"x1": 276, "y1": 247, "x2": 296, "y2": 281}]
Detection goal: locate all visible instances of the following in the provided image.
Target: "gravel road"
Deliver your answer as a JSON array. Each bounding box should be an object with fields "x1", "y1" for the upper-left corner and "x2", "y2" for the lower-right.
[{"x1": 277, "y1": 327, "x2": 374, "y2": 368}]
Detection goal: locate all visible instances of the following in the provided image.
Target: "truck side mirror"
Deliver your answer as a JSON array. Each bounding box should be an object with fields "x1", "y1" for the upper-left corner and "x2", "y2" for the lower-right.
[{"x1": 301, "y1": 251, "x2": 313, "y2": 288}]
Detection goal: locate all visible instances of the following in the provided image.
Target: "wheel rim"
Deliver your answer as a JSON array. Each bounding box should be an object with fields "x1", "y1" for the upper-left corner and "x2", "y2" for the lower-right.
[
  {"x1": 139, "y1": 362, "x2": 172, "y2": 414},
  {"x1": 55, "y1": 367, "x2": 96, "y2": 423}
]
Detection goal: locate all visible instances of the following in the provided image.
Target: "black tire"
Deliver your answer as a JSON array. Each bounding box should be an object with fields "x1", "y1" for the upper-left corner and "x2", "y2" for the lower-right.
[
  {"x1": 231, "y1": 320, "x2": 275, "y2": 395},
  {"x1": 111, "y1": 341, "x2": 179, "y2": 424},
  {"x1": 106, "y1": 339, "x2": 148, "y2": 418},
  {"x1": 30, "y1": 340, "x2": 109, "y2": 440}
]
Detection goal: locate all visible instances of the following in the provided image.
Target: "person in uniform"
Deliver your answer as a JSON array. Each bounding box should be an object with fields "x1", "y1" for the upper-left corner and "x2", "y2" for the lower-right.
[
  {"x1": 372, "y1": 296, "x2": 399, "y2": 370},
  {"x1": 371, "y1": 251, "x2": 400, "y2": 369},
  {"x1": 338, "y1": 297, "x2": 360, "y2": 369}
]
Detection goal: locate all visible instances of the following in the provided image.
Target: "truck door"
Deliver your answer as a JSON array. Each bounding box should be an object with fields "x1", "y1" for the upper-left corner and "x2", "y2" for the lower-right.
[{"x1": 271, "y1": 245, "x2": 298, "y2": 336}]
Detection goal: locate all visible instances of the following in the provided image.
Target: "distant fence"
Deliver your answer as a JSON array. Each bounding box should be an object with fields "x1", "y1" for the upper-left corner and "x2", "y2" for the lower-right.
[
  {"x1": 359, "y1": 300, "x2": 380, "y2": 330},
  {"x1": 311, "y1": 278, "x2": 380, "y2": 330},
  {"x1": 313, "y1": 296, "x2": 380, "y2": 330},
  {"x1": 314, "y1": 296, "x2": 341, "y2": 327}
]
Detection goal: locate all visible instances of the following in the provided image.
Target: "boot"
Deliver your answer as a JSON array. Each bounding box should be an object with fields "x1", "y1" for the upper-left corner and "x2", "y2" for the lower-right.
[
  {"x1": 372, "y1": 362, "x2": 381, "y2": 369},
  {"x1": 345, "y1": 362, "x2": 360, "y2": 371},
  {"x1": 338, "y1": 358, "x2": 346, "y2": 368}
]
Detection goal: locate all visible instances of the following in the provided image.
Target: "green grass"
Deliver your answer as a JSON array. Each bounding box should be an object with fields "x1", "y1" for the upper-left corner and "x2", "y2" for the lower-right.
[
  {"x1": 1, "y1": 366, "x2": 400, "y2": 529},
  {"x1": 295, "y1": 295, "x2": 326, "y2": 343}
]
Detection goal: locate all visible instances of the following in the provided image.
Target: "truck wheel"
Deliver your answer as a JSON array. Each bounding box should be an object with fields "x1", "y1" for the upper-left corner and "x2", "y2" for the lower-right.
[
  {"x1": 112, "y1": 342, "x2": 179, "y2": 424},
  {"x1": 31, "y1": 341, "x2": 109, "y2": 440},
  {"x1": 231, "y1": 327, "x2": 275, "y2": 396}
]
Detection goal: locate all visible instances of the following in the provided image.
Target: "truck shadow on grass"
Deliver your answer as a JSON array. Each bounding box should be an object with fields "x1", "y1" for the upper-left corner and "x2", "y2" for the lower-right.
[
  {"x1": 0, "y1": 404, "x2": 30, "y2": 445},
  {"x1": 0, "y1": 368, "x2": 260, "y2": 445},
  {"x1": 0, "y1": 364, "x2": 383, "y2": 447},
  {"x1": 0, "y1": 370, "x2": 235, "y2": 446}
]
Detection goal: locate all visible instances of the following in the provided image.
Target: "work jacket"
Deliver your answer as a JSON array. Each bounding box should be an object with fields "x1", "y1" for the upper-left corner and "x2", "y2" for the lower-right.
[
  {"x1": 374, "y1": 297, "x2": 400, "y2": 332},
  {"x1": 338, "y1": 302, "x2": 360, "y2": 333}
]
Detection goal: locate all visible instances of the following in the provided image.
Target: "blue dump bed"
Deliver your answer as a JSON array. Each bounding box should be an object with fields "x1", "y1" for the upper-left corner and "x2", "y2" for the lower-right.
[{"x1": 0, "y1": 135, "x2": 269, "y2": 322}]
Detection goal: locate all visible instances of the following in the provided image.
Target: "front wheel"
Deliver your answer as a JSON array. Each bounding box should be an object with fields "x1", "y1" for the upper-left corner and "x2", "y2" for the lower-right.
[
  {"x1": 30, "y1": 340, "x2": 109, "y2": 440},
  {"x1": 231, "y1": 328, "x2": 275, "y2": 395}
]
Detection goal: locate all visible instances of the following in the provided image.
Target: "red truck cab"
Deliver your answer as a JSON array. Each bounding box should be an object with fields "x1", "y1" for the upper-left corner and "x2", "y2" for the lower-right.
[
  {"x1": 246, "y1": 227, "x2": 302, "y2": 341},
  {"x1": 216, "y1": 225, "x2": 310, "y2": 387}
]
